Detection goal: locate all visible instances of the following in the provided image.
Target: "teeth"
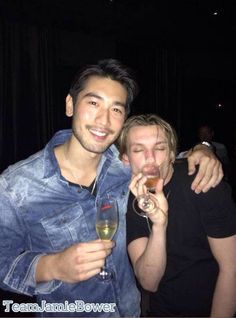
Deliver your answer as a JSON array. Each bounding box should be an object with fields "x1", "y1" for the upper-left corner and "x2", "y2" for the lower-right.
[{"x1": 90, "y1": 129, "x2": 107, "y2": 137}]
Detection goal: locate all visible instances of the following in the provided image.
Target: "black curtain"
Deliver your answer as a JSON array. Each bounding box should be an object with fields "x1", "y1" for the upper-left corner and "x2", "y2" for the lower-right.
[
  {"x1": 0, "y1": 15, "x2": 185, "y2": 172},
  {"x1": 0, "y1": 16, "x2": 55, "y2": 172},
  {"x1": 154, "y1": 48, "x2": 183, "y2": 136},
  {"x1": 118, "y1": 44, "x2": 183, "y2": 149}
]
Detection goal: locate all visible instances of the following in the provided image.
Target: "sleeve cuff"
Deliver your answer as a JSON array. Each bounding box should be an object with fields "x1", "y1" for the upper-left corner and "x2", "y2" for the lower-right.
[{"x1": 3, "y1": 252, "x2": 61, "y2": 296}]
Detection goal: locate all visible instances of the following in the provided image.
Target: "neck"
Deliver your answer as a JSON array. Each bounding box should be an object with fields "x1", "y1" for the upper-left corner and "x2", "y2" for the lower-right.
[
  {"x1": 64, "y1": 138, "x2": 102, "y2": 169},
  {"x1": 55, "y1": 138, "x2": 102, "y2": 186}
]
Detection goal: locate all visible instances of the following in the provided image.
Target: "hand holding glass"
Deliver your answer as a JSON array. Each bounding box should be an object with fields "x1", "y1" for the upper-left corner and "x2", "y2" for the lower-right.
[
  {"x1": 133, "y1": 163, "x2": 161, "y2": 217},
  {"x1": 96, "y1": 197, "x2": 118, "y2": 281}
]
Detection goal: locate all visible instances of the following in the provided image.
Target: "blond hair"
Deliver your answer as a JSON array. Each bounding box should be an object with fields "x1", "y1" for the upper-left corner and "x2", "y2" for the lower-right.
[{"x1": 118, "y1": 113, "x2": 178, "y2": 160}]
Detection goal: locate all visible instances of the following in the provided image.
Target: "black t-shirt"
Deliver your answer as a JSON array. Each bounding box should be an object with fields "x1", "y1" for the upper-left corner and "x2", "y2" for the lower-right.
[{"x1": 126, "y1": 159, "x2": 236, "y2": 317}]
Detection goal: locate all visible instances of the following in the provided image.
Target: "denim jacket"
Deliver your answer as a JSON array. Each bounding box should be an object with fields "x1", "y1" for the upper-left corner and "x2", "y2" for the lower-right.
[{"x1": 0, "y1": 130, "x2": 140, "y2": 317}]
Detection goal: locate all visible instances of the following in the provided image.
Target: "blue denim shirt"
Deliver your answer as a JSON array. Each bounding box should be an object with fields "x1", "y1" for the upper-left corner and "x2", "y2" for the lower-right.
[{"x1": 0, "y1": 130, "x2": 140, "y2": 317}]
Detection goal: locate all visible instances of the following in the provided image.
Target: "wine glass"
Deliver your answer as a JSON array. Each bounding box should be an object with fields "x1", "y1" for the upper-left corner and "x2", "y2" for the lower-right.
[
  {"x1": 132, "y1": 163, "x2": 161, "y2": 217},
  {"x1": 96, "y1": 197, "x2": 118, "y2": 281}
]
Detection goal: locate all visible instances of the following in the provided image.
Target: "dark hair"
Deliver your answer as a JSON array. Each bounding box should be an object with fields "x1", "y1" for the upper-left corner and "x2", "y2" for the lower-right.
[{"x1": 69, "y1": 59, "x2": 138, "y2": 116}]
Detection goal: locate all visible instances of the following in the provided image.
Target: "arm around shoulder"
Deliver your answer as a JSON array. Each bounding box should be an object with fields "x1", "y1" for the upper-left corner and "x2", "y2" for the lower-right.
[{"x1": 186, "y1": 145, "x2": 223, "y2": 193}]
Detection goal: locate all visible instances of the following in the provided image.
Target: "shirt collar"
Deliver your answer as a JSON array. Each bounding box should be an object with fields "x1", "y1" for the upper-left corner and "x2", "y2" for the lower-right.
[
  {"x1": 42, "y1": 129, "x2": 126, "y2": 179},
  {"x1": 43, "y1": 129, "x2": 72, "y2": 178}
]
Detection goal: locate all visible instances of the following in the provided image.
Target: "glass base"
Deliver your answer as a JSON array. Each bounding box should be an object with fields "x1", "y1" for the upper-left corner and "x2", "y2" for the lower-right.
[
  {"x1": 97, "y1": 267, "x2": 115, "y2": 282},
  {"x1": 132, "y1": 197, "x2": 147, "y2": 217},
  {"x1": 133, "y1": 194, "x2": 157, "y2": 217}
]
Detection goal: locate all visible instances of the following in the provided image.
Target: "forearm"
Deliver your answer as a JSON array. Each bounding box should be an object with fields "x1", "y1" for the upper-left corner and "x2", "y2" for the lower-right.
[
  {"x1": 179, "y1": 143, "x2": 214, "y2": 159},
  {"x1": 134, "y1": 224, "x2": 167, "y2": 292},
  {"x1": 211, "y1": 271, "x2": 236, "y2": 317}
]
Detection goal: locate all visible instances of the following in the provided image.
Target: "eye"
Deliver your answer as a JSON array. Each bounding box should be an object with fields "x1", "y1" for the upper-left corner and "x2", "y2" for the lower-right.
[
  {"x1": 132, "y1": 148, "x2": 143, "y2": 153},
  {"x1": 154, "y1": 143, "x2": 167, "y2": 151},
  {"x1": 111, "y1": 106, "x2": 125, "y2": 116},
  {"x1": 155, "y1": 147, "x2": 166, "y2": 151},
  {"x1": 89, "y1": 100, "x2": 98, "y2": 106}
]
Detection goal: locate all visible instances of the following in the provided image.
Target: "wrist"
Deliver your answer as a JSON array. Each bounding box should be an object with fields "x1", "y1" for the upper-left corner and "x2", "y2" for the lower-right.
[
  {"x1": 200, "y1": 141, "x2": 213, "y2": 149},
  {"x1": 151, "y1": 220, "x2": 168, "y2": 232},
  {"x1": 36, "y1": 254, "x2": 58, "y2": 282},
  {"x1": 193, "y1": 141, "x2": 214, "y2": 152}
]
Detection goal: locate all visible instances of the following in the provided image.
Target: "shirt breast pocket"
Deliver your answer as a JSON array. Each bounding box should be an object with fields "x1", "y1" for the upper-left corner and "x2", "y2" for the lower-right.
[{"x1": 40, "y1": 204, "x2": 91, "y2": 251}]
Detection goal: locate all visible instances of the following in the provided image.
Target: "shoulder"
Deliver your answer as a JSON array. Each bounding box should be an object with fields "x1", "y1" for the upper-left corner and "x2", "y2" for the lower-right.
[
  {"x1": 173, "y1": 158, "x2": 232, "y2": 199},
  {"x1": 105, "y1": 144, "x2": 131, "y2": 179},
  {"x1": 165, "y1": 159, "x2": 195, "y2": 201},
  {"x1": 98, "y1": 145, "x2": 131, "y2": 197},
  {"x1": 0, "y1": 130, "x2": 66, "y2": 190},
  {"x1": 0, "y1": 150, "x2": 44, "y2": 181},
  {"x1": 171, "y1": 160, "x2": 236, "y2": 237},
  {"x1": 173, "y1": 158, "x2": 188, "y2": 174},
  {"x1": 0, "y1": 151, "x2": 47, "y2": 206},
  {"x1": 173, "y1": 158, "x2": 194, "y2": 185}
]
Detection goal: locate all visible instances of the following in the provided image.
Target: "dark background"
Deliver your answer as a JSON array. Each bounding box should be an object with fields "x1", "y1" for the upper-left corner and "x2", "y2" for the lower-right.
[
  {"x1": 0, "y1": 0, "x2": 236, "y2": 316},
  {"x1": 1, "y1": 0, "x2": 236, "y2": 170}
]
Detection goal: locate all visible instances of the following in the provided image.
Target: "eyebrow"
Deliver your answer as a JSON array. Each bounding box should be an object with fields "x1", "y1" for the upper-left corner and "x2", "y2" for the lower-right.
[
  {"x1": 130, "y1": 141, "x2": 168, "y2": 147},
  {"x1": 83, "y1": 92, "x2": 126, "y2": 108}
]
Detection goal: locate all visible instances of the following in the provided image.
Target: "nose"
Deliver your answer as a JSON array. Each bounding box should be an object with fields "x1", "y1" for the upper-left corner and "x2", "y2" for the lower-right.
[
  {"x1": 145, "y1": 150, "x2": 155, "y2": 163},
  {"x1": 95, "y1": 108, "x2": 110, "y2": 126}
]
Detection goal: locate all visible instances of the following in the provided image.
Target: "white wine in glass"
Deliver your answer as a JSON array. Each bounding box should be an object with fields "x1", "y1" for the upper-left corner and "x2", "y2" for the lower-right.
[
  {"x1": 96, "y1": 197, "x2": 118, "y2": 281},
  {"x1": 96, "y1": 220, "x2": 117, "y2": 240}
]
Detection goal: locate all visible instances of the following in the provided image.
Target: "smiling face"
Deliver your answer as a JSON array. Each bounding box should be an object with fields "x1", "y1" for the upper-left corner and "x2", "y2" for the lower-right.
[
  {"x1": 122, "y1": 125, "x2": 174, "y2": 183},
  {"x1": 66, "y1": 76, "x2": 127, "y2": 155}
]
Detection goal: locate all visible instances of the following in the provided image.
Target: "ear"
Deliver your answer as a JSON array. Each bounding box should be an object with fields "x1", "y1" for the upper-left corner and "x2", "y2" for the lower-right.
[
  {"x1": 121, "y1": 153, "x2": 131, "y2": 166},
  {"x1": 170, "y1": 151, "x2": 175, "y2": 163},
  {"x1": 65, "y1": 94, "x2": 74, "y2": 117}
]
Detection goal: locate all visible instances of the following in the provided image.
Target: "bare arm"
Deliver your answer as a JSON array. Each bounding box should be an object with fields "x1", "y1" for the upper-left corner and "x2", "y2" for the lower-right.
[
  {"x1": 208, "y1": 234, "x2": 236, "y2": 317},
  {"x1": 187, "y1": 145, "x2": 223, "y2": 194},
  {"x1": 128, "y1": 223, "x2": 167, "y2": 292},
  {"x1": 128, "y1": 175, "x2": 168, "y2": 291},
  {"x1": 36, "y1": 240, "x2": 114, "y2": 283}
]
